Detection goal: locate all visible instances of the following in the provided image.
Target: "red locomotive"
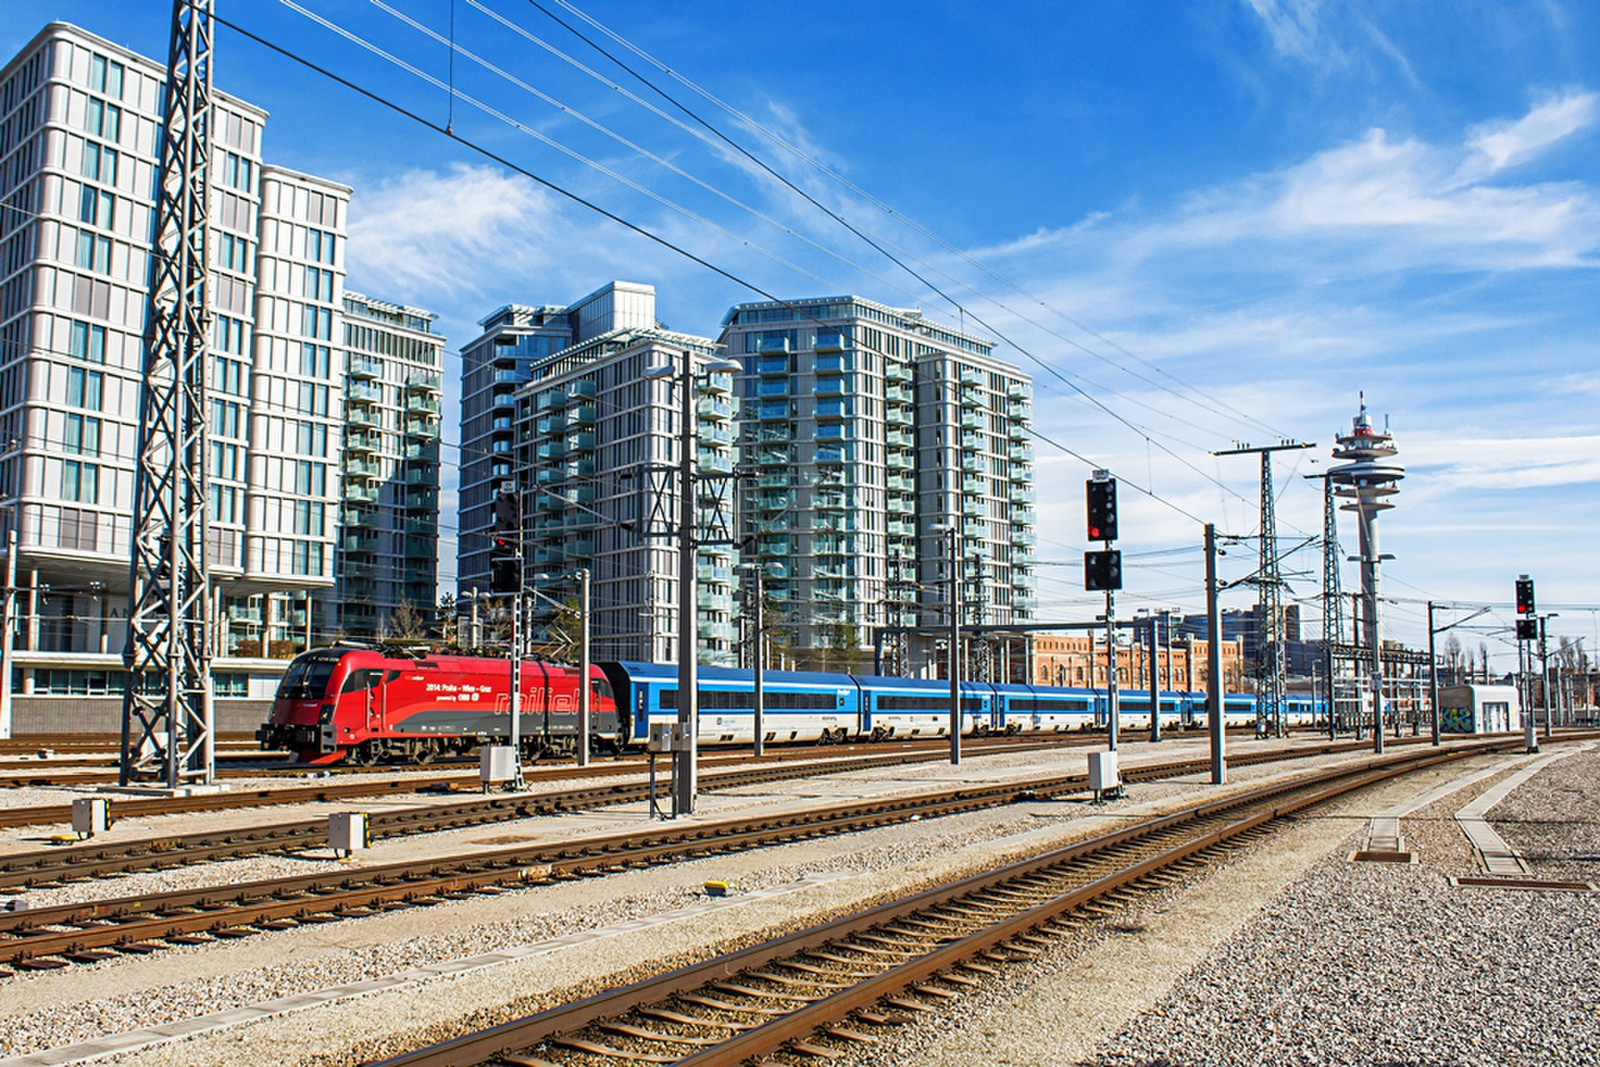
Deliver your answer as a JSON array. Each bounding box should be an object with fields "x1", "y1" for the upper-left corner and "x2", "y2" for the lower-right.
[{"x1": 257, "y1": 647, "x2": 622, "y2": 765}]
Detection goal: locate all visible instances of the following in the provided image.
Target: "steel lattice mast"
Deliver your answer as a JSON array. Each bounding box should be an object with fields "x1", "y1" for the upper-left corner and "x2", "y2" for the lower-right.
[
  {"x1": 1213, "y1": 439, "x2": 1313, "y2": 738},
  {"x1": 119, "y1": 0, "x2": 216, "y2": 787}
]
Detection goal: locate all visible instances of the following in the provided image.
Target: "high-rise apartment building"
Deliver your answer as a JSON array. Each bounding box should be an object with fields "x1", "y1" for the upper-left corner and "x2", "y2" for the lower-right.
[
  {"x1": 718, "y1": 296, "x2": 1035, "y2": 676},
  {"x1": 456, "y1": 281, "x2": 655, "y2": 597},
  {"x1": 458, "y1": 282, "x2": 737, "y2": 664},
  {"x1": 0, "y1": 24, "x2": 438, "y2": 731},
  {"x1": 336, "y1": 292, "x2": 444, "y2": 639}
]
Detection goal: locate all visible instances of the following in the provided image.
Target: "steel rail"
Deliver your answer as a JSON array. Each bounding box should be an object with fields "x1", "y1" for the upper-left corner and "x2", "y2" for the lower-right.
[
  {"x1": 368, "y1": 741, "x2": 1489, "y2": 1067},
  {"x1": 0, "y1": 733, "x2": 1262, "y2": 886},
  {"x1": 0, "y1": 737, "x2": 1513, "y2": 974}
]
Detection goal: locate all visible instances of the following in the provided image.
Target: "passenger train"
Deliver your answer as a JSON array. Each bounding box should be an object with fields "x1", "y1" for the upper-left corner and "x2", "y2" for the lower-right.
[{"x1": 258, "y1": 646, "x2": 1328, "y2": 765}]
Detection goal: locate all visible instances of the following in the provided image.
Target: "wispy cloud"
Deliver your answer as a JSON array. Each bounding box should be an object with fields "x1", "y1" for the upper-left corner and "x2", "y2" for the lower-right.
[
  {"x1": 1244, "y1": 0, "x2": 1326, "y2": 61},
  {"x1": 1466, "y1": 90, "x2": 1599, "y2": 174},
  {"x1": 1404, "y1": 433, "x2": 1600, "y2": 492}
]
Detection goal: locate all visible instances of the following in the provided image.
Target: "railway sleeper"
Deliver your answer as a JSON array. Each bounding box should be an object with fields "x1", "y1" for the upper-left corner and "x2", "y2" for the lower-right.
[
  {"x1": 676, "y1": 991, "x2": 794, "y2": 1017},
  {"x1": 597, "y1": 1022, "x2": 724, "y2": 1048}
]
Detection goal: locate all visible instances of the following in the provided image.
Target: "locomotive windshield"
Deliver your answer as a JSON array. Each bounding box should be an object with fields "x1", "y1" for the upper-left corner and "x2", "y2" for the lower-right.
[{"x1": 276, "y1": 656, "x2": 339, "y2": 700}]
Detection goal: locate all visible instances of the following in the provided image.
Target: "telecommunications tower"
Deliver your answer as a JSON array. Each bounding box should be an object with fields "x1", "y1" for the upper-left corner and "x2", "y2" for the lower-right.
[{"x1": 1327, "y1": 395, "x2": 1403, "y2": 754}]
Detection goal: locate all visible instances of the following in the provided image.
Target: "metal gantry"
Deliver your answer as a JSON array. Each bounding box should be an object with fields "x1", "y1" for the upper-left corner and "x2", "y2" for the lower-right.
[
  {"x1": 120, "y1": 0, "x2": 216, "y2": 787},
  {"x1": 1213, "y1": 440, "x2": 1313, "y2": 738}
]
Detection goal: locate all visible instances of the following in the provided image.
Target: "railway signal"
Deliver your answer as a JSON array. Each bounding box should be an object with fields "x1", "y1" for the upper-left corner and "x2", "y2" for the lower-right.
[
  {"x1": 1084, "y1": 549, "x2": 1122, "y2": 591},
  {"x1": 1515, "y1": 576, "x2": 1535, "y2": 616},
  {"x1": 1086, "y1": 476, "x2": 1118, "y2": 542},
  {"x1": 490, "y1": 488, "x2": 521, "y2": 594}
]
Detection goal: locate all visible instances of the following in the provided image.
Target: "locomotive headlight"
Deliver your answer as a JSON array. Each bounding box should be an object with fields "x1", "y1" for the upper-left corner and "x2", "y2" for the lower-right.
[{"x1": 318, "y1": 704, "x2": 335, "y2": 725}]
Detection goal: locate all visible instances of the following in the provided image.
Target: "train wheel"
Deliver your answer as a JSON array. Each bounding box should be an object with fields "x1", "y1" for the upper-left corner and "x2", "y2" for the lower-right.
[
  {"x1": 414, "y1": 740, "x2": 437, "y2": 764},
  {"x1": 349, "y1": 742, "x2": 380, "y2": 767}
]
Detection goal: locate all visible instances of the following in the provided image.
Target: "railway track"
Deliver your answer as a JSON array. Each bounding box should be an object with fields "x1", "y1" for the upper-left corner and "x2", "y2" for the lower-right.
[
  {"x1": 0, "y1": 735, "x2": 1169, "y2": 890},
  {"x1": 367, "y1": 738, "x2": 1504, "y2": 1067},
  {"x1": 0, "y1": 736, "x2": 1481, "y2": 974},
  {"x1": 0, "y1": 731, "x2": 1163, "y2": 835}
]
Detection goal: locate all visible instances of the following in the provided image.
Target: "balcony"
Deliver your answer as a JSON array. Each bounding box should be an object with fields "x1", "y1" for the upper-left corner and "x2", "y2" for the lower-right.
[
  {"x1": 567, "y1": 485, "x2": 595, "y2": 506},
  {"x1": 698, "y1": 563, "x2": 732, "y2": 584},
  {"x1": 960, "y1": 410, "x2": 984, "y2": 430},
  {"x1": 815, "y1": 377, "x2": 847, "y2": 397},
  {"x1": 887, "y1": 473, "x2": 914, "y2": 493},
  {"x1": 698, "y1": 397, "x2": 733, "y2": 421},
  {"x1": 1008, "y1": 401, "x2": 1031, "y2": 422},
  {"x1": 698, "y1": 452, "x2": 733, "y2": 474},
  {"x1": 565, "y1": 513, "x2": 596, "y2": 532},
  {"x1": 756, "y1": 355, "x2": 788, "y2": 376},
  {"x1": 347, "y1": 353, "x2": 382, "y2": 379},
  {"x1": 1009, "y1": 443, "x2": 1034, "y2": 462},
  {"x1": 1009, "y1": 463, "x2": 1032, "y2": 484},
  {"x1": 757, "y1": 536, "x2": 789, "y2": 556},
  {"x1": 887, "y1": 518, "x2": 915, "y2": 538},
  {"x1": 564, "y1": 540, "x2": 593, "y2": 560},
  {"x1": 886, "y1": 428, "x2": 914, "y2": 449},
  {"x1": 536, "y1": 467, "x2": 561, "y2": 486},
  {"x1": 1012, "y1": 528, "x2": 1037, "y2": 547},
  {"x1": 885, "y1": 360, "x2": 912, "y2": 382},
  {"x1": 537, "y1": 441, "x2": 566, "y2": 462},
  {"x1": 886, "y1": 450, "x2": 914, "y2": 470},
  {"x1": 962, "y1": 498, "x2": 986, "y2": 517},
  {"x1": 756, "y1": 447, "x2": 790, "y2": 466},
  {"x1": 343, "y1": 482, "x2": 379, "y2": 503},
  {"x1": 342, "y1": 505, "x2": 378, "y2": 528},
  {"x1": 963, "y1": 474, "x2": 987, "y2": 495},
  {"x1": 405, "y1": 394, "x2": 441, "y2": 414},
  {"x1": 814, "y1": 331, "x2": 846, "y2": 353},
  {"x1": 815, "y1": 398, "x2": 848, "y2": 420},
  {"x1": 568, "y1": 379, "x2": 596, "y2": 399},
  {"x1": 1012, "y1": 508, "x2": 1037, "y2": 526},
  {"x1": 568, "y1": 404, "x2": 596, "y2": 425},
  {"x1": 1011, "y1": 486, "x2": 1035, "y2": 505},
  {"x1": 703, "y1": 424, "x2": 734, "y2": 446},
  {"x1": 815, "y1": 447, "x2": 848, "y2": 465},
  {"x1": 406, "y1": 417, "x2": 441, "y2": 439},
  {"x1": 533, "y1": 546, "x2": 562, "y2": 567},
  {"x1": 345, "y1": 429, "x2": 380, "y2": 453},
  {"x1": 536, "y1": 414, "x2": 566, "y2": 436},
  {"x1": 755, "y1": 491, "x2": 789, "y2": 510},
  {"x1": 757, "y1": 335, "x2": 789, "y2": 354},
  {"x1": 564, "y1": 458, "x2": 594, "y2": 479},
  {"x1": 960, "y1": 385, "x2": 984, "y2": 408},
  {"x1": 962, "y1": 454, "x2": 985, "y2": 473},
  {"x1": 404, "y1": 468, "x2": 435, "y2": 486},
  {"x1": 404, "y1": 517, "x2": 436, "y2": 534},
  {"x1": 887, "y1": 496, "x2": 914, "y2": 515},
  {"x1": 343, "y1": 533, "x2": 378, "y2": 554},
  {"x1": 347, "y1": 407, "x2": 380, "y2": 429},
  {"x1": 964, "y1": 518, "x2": 987, "y2": 540},
  {"x1": 406, "y1": 371, "x2": 442, "y2": 391},
  {"x1": 406, "y1": 491, "x2": 437, "y2": 512},
  {"x1": 1008, "y1": 381, "x2": 1032, "y2": 400},
  {"x1": 884, "y1": 383, "x2": 913, "y2": 405},
  {"x1": 490, "y1": 392, "x2": 516, "y2": 410},
  {"x1": 757, "y1": 399, "x2": 788, "y2": 421},
  {"x1": 565, "y1": 432, "x2": 595, "y2": 453},
  {"x1": 960, "y1": 366, "x2": 983, "y2": 385}
]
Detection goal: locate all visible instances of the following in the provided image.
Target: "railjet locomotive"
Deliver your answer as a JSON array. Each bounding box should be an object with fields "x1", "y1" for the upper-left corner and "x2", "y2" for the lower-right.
[{"x1": 258, "y1": 646, "x2": 1329, "y2": 765}]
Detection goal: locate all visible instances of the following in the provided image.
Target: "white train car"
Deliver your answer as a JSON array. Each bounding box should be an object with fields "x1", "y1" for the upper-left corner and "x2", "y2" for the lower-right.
[{"x1": 1438, "y1": 684, "x2": 1521, "y2": 734}]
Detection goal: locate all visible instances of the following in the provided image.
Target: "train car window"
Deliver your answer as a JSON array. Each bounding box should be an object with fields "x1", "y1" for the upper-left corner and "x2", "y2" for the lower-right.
[
  {"x1": 1030, "y1": 697, "x2": 1090, "y2": 713},
  {"x1": 660, "y1": 689, "x2": 836, "y2": 710},
  {"x1": 340, "y1": 669, "x2": 381, "y2": 694},
  {"x1": 876, "y1": 695, "x2": 985, "y2": 712},
  {"x1": 592, "y1": 678, "x2": 613, "y2": 701},
  {"x1": 276, "y1": 657, "x2": 338, "y2": 700},
  {"x1": 385, "y1": 670, "x2": 402, "y2": 684}
]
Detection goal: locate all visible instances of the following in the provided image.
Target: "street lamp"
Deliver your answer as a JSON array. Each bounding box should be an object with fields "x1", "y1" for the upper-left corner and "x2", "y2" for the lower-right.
[
  {"x1": 931, "y1": 522, "x2": 960, "y2": 766},
  {"x1": 643, "y1": 353, "x2": 740, "y2": 817}
]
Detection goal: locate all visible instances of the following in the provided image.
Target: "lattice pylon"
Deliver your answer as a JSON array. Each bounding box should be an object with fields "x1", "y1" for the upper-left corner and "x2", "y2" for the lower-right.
[{"x1": 120, "y1": 0, "x2": 215, "y2": 786}]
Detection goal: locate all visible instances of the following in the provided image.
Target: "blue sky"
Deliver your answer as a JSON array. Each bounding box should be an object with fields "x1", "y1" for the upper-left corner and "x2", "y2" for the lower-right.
[{"x1": 7, "y1": 1, "x2": 1598, "y2": 667}]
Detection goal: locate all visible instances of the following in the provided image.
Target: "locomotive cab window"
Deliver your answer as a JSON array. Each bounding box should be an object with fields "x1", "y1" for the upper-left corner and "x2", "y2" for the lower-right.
[
  {"x1": 591, "y1": 677, "x2": 613, "y2": 702},
  {"x1": 276, "y1": 657, "x2": 338, "y2": 700}
]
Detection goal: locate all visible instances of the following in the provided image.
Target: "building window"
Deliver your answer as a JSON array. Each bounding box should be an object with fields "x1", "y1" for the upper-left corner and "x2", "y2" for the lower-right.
[
  {"x1": 69, "y1": 320, "x2": 106, "y2": 362},
  {"x1": 84, "y1": 98, "x2": 122, "y2": 143},
  {"x1": 81, "y1": 143, "x2": 118, "y2": 185},
  {"x1": 61, "y1": 459, "x2": 99, "y2": 503},
  {"x1": 220, "y1": 152, "x2": 253, "y2": 192},
  {"x1": 75, "y1": 229, "x2": 111, "y2": 274},
  {"x1": 291, "y1": 540, "x2": 324, "y2": 576},
  {"x1": 88, "y1": 55, "x2": 124, "y2": 99},
  {"x1": 298, "y1": 381, "x2": 328, "y2": 416},
  {"x1": 215, "y1": 316, "x2": 248, "y2": 355},
  {"x1": 63, "y1": 413, "x2": 100, "y2": 456},
  {"x1": 296, "y1": 420, "x2": 327, "y2": 456},
  {"x1": 78, "y1": 186, "x2": 114, "y2": 230},
  {"x1": 300, "y1": 305, "x2": 332, "y2": 340},
  {"x1": 66, "y1": 367, "x2": 103, "y2": 410},
  {"x1": 294, "y1": 460, "x2": 326, "y2": 496},
  {"x1": 302, "y1": 266, "x2": 333, "y2": 302},
  {"x1": 209, "y1": 482, "x2": 238, "y2": 523},
  {"x1": 293, "y1": 500, "x2": 325, "y2": 536},
  {"x1": 305, "y1": 228, "x2": 337, "y2": 265},
  {"x1": 300, "y1": 343, "x2": 329, "y2": 378},
  {"x1": 217, "y1": 232, "x2": 250, "y2": 273}
]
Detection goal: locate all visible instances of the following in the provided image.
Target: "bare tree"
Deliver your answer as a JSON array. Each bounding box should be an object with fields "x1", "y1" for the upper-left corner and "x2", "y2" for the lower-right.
[
  {"x1": 1444, "y1": 634, "x2": 1462, "y2": 685},
  {"x1": 1478, "y1": 642, "x2": 1490, "y2": 684}
]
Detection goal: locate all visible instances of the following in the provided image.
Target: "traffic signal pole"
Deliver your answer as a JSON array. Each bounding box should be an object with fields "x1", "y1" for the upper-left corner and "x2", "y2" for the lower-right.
[{"x1": 1205, "y1": 523, "x2": 1226, "y2": 785}]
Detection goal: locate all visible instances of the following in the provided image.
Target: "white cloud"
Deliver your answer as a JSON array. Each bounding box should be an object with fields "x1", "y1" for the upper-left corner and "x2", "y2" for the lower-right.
[
  {"x1": 344, "y1": 163, "x2": 566, "y2": 302},
  {"x1": 1467, "y1": 91, "x2": 1598, "y2": 174},
  {"x1": 1403, "y1": 433, "x2": 1600, "y2": 492}
]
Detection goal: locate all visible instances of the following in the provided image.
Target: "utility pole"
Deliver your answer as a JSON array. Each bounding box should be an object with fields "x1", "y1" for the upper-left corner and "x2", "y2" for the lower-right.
[
  {"x1": 577, "y1": 567, "x2": 590, "y2": 767},
  {"x1": 1085, "y1": 473, "x2": 1122, "y2": 750},
  {"x1": 121, "y1": 0, "x2": 216, "y2": 788},
  {"x1": 1215, "y1": 440, "x2": 1314, "y2": 739},
  {"x1": 1427, "y1": 601, "x2": 1440, "y2": 746},
  {"x1": 0, "y1": 528, "x2": 14, "y2": 740},
  {"x1": 1205, "y1": 523, "x2": 1226, "y2": 785},
  {"x1": 1147, "y1": 614, "x2": 1161, "y2": 742}
]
